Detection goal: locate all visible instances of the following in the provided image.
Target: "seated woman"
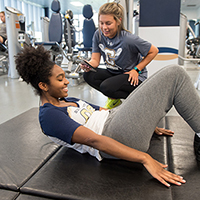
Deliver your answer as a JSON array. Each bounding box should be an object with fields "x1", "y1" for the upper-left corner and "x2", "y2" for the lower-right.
[
  {"x1": 80, "y1": 2, "x2": 158, "y2": 109},
  {"x1": 0, "y1": 11, "x2": 7, "y2": 45},
  {"x1": 15, "y1": 45, "x2": 200, "y2": 188}
]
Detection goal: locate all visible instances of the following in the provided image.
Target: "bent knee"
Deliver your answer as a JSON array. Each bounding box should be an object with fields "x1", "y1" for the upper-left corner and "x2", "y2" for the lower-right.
[
  {"x1": 100, "y1": 82, "x2": 115, "y2": 96},
  {"x1": 163, "y1": 64, "x2": 185, "y2": 74}
]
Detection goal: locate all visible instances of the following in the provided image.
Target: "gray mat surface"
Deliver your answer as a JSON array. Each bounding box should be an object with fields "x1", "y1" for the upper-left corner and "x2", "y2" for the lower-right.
[{"x1": 0, "y1": 108, "x2": 61, "y2": 191}]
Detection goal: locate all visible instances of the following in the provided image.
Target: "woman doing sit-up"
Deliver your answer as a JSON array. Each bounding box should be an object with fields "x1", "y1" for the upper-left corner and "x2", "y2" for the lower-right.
[{"x1": 15, "y1": 45, "x2": 200, "y2": 188}]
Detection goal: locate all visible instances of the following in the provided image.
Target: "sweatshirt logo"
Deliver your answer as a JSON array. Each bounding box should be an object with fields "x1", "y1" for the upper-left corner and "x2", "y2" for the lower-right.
[{"x1": 99, "y1": 44, "x2": 122, "y2": 70}]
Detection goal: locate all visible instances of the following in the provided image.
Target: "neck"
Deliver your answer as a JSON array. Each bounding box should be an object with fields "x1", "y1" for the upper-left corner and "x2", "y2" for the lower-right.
[{"x1": 40, "y1": 92, "x2": 60, "y2": 106}]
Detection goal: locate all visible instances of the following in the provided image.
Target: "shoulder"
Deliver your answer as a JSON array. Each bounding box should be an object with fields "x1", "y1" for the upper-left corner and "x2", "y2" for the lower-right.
[
  {"x1": 120, "y1": 30, "x2": 138, "y2": 40},
  {"x1": 122, "y1": 32, "x2": 151, "y2": 47},
  {"x1": 93, "y1": 29, "x2": 100, "y2": 39},
  {"x1": 94, "y1": 29, "x2": 99, "y2": 35},
  {"x1": 39, "y1": 103, "x2": 64, "y2": 122},
  {"x1": 120, "y1": 30, "x2": 131, "y2": 36},
  {"x1": 39, "y1": 103, "x2": 75, "y2": 131},
  {"x1": 93, "y1": 29, "x2": 107, "y2": 41},
  {"x1": 119, "y1": 31, "x2": 138, "y2": 45},
  {"x1": 39, "y1": 103, "x2": 54, "y2": 114},
  {"x1": 39, "y1": 104, "x2": 80, "y2": 144}
]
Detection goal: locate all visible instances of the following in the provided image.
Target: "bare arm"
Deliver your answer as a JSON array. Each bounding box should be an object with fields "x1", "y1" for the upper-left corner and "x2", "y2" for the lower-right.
[
  {"x1": 125, "y1": 44, "x2": 159, "y2": 86},
  {"x1": 72, "y1": 126, "x2": 186, "y2": 187},
  {"x1": 136, "y1": 44, "x2": 159, "y2": 71},
  {"x1": 89, "y1": 52, "x2": 101, "y2": 67}
]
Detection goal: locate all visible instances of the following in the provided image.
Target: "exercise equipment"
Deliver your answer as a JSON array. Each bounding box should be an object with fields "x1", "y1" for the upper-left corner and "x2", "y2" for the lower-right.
[
  {"x1": 185, "y1": 21, "x2": 200, "y2": 59},
  {"x1": 77, "y1": 4, "x2": 96, "y2": 59},
  {"x1": 41, "y1": 16, "x2": 50, "y2": 42},
  {"x1": 61, "y1": 9, "x2": 86, "y2": 85},
  {"x1": 61, "y1": 4, "x2": 97, "y2": 85},
  {"x1": 61, "y1": 9, "x2": 80, "y2": 73},
  {"x1": 178, "y1": 15, "x2": 200, "y2": 64},
  {"x1": 34, "y1": 1, "x2": 83, "y2": 85},
  {"x1": 5, "y1": 7, "x2": 25, "y2": 78},
  {"x1": 34, "y1": 0, "x2": 63, "y2": 63},
  {"x1": 64, "y1": 9, "x2": 76, "y2": 55},
  {"x1": 0, "y1": 43, "x2": 8, "y2": 73}
]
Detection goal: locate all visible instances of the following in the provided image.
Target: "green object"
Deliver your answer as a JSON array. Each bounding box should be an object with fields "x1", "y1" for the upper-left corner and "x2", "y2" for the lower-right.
[{"x1": 104, "y1": 98, "x2": 122, "y2": 109}]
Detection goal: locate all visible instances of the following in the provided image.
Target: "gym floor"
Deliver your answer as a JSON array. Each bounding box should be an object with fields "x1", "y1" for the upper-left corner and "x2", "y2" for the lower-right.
[{"x1": 0, "y1": 61, "x2": 200, "y2": 125}]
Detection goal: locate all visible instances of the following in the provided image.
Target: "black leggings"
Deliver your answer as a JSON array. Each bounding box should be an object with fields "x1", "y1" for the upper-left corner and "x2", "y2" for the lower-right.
[{"x1": 83, "y1": 68, "x2": 142, "y2": 99}]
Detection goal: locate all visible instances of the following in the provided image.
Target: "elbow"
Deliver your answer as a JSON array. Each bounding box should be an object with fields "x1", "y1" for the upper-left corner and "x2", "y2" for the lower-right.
[
  {"x1": 84, "y1": 135, "x2": 106, "y2": 152},
  {"x1": 153, "y1": 45, "x2": 159, "y2": 56},
  {"x1": 151, "y1": 46, "x2": 159, "y2": 59},
  {"x1": 150, "y1": 45, "x2": 159, "y2": 56},
  {"x1": 156, "y1": 47, "x2": 159, "y2": 55},
  {"x1": 84, "y1": 136, "x2": 100, "y2": 148}
]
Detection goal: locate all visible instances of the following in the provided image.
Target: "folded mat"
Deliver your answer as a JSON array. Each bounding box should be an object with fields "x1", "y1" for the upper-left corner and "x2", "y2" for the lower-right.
[
  {"x1": 0, "y1": 108, "x2": 61, "y2": 191},
  {"x1": 165, "y1": 116, "x2": 200, "y2": 200},
  {"x1": 21, "y1": 131, "x2": 172, "y2": 200},
  {"x1": 0, "y1": 189, "x2": 19, "y2": 199}
]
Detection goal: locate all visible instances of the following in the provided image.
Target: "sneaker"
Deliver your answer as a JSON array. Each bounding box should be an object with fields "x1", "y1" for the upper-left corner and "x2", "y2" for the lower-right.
[
  {"x1": 194, "y1": 133, "x2": 200, "y2": 162},
  {"x1": 104, "y1": 98, "x2": 122, "y2": 109}
]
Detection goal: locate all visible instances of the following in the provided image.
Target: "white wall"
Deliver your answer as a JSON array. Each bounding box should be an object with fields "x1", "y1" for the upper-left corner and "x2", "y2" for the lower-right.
[
  {"x1": 181, "y1": 7, "x2": 200, "y2": 19},
  {"x1": 198, "y1": 6, "x2": 200, "y2": 19},
  {"x1": 139, "y1": 27, "x2": 180, "y2": 77},
  {"x1": 0, "y1": 0, "x2": 44, "y2": 32}
]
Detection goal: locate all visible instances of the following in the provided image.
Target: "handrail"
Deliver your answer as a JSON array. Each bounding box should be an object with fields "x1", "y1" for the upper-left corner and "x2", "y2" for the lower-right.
[{"x1": 178, "y1": 55, "x2": 200, "y2": 62}]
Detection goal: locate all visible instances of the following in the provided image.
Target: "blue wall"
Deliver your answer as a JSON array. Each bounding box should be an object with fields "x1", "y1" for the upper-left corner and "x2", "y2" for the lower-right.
[{"x1": 139, "y1": 0, "x2": 181, "y2": 27}]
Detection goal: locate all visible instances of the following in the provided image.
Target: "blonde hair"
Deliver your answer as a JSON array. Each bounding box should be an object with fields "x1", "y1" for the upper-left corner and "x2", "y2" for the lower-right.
[{"x1": 98, "y1": 2, "x2": 127, "y2": 36}]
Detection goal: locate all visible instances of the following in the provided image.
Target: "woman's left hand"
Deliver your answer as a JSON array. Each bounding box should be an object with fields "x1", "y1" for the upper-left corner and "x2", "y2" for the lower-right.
[
  {"x1": 124, "y1": 69, "x2": 139, "y2": 86},
  {"x1": 154, "y1": 127, "x2": 174, "y2": 136}
]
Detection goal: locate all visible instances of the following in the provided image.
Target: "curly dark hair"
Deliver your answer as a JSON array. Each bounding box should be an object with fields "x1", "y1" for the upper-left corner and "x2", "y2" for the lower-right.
[{"x1": 15, "y1": 45, "x2": 55, "y2": 96}]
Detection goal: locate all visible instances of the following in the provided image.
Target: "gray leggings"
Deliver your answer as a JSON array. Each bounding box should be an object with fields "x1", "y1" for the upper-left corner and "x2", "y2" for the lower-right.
[{"x1": 102, "y1": 65, "x2": 200, "y2": 155}]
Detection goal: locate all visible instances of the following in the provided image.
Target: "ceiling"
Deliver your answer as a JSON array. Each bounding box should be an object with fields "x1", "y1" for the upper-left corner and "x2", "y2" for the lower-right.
[
  {"x1": 23, "y1": 0, "x2": 200, "y2": 15},
  {"x1": 26, "y1": 0, "x2": 107, "y2": 14},
  {"x1": 181, "y1": 0, "x2": 200, "y2": 10}
]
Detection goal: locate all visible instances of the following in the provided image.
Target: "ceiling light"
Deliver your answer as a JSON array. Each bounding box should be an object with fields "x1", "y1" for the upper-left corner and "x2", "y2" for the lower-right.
[
  {"x1": 187, "y1": 5, "x2": 196, "y2": 7},
  {"x1": 70, "y1": 2, "x2": 84, "y2": 7}
]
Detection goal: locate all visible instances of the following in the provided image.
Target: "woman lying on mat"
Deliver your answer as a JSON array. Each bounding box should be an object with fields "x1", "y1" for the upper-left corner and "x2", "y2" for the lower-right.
[{"x1": 15, "y1": 45, "x2": 200, "y2": 188}]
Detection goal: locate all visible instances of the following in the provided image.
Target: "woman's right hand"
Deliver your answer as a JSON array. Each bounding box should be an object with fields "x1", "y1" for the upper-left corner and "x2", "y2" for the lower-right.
[{"x1": 143, "y1": 154, "x2": 186, "y2": 187}]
